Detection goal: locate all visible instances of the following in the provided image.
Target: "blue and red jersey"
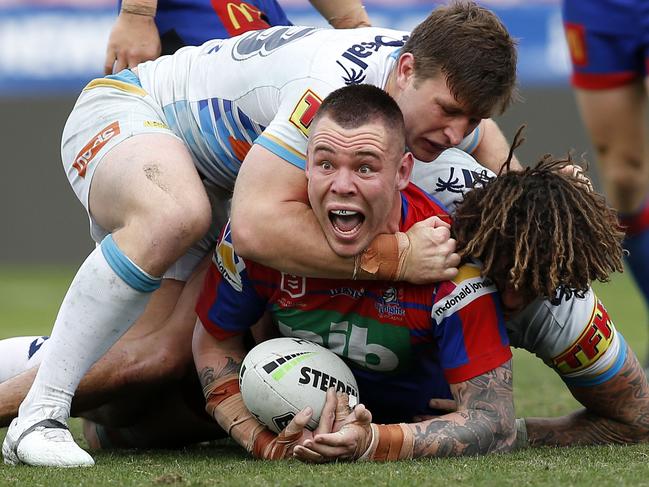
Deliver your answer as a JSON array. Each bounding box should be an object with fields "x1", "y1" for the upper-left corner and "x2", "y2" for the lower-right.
[
  {"x1": 563, "y1": 0, "x2": 649, "y2": 89},
  {"x1": 196, "y1": 183, "x2": 511, "y2": 423},
  {"x1": 118, "y1": 0, "x2": 292, "y2": 54}
]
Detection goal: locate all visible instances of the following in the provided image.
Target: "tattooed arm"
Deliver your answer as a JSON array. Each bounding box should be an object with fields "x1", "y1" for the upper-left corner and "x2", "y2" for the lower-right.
[
  {"x1": 295, "y1": 360, "x2": 516, "y2": 462},
  {"x1": 192, "y1": 319, "x2": 318, "y2": 459},
  {"x1": 525, "y1": 345, "x2": 649, "y2": 446},
  {"x1": 192, "y1": 318, "x2": 246, "y2": 396},
  {"x1": 409, "y1": 360, "x2": 515, "y2": 458}
]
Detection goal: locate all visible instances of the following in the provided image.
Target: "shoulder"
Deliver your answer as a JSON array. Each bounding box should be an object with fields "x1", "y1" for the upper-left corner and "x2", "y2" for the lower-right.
[
  {"x1": 400, "y1": 183, "x2": 451, "y2": 230},
  {"x1": 431, "y1": 262, "x2": 498, "y2": 322},
  {"x1": 214, "y1": 221, "x2": 277, "y2": 289},
  {"x1": 411, "y1": 148, "x2": 496, "y2": 213},
  {"x1": 508, "y1": 288, "x2": 623, "y2": 385}
]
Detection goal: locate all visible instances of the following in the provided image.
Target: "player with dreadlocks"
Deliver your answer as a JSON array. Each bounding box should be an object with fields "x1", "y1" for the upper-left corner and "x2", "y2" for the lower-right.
[
  {"x1": 454, "y1": 148, "x2": 624, "y2": 315},
  {"x1": 412, "y1": 130, "x2": 649, "y2": 448}
]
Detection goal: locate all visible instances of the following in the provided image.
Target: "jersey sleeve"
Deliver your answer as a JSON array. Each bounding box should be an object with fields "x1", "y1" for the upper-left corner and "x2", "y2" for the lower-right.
[
  {"x1": 255, "y1": 78, "x2": 337, "y2": 170},
  {"x1": 195, "y1": 221, "x2": 270, "y2": 340},
  {"x1": 454, "y1": 124, "x2": 482, "y2": 154},
  {"x1": 410, "y1": 148, "x2": 496, "y2": 214},
  {"x1": 431, "y1": 263, "x2": 512, "y2": 384},
  {"x1": 507, "y1": 288, "x2": 626, "y2": 387}
]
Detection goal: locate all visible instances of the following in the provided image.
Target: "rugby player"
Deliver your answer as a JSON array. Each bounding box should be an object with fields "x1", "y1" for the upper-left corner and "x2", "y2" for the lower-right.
[
  {"x1": 3, "y1": 1, "x2": 517, "y2": 467},
  {"x1": 193, "y1": 83, "x2": 516, "y2": 461},
  {"x1": 104, "y1": 0, "x2": 370, "y2": 74},
  {"x1": 562, "y1": 0, "x2": 649, "y2": 370},
  {"x1": 406, "y1": 138, "x2": 649, "y2": 450},
  {"x1": 4, "y1": 123, "x2": 647, "y2": 455},
  {"x1": 451, "y1": 150, "x2": 649, "y2": 448}
]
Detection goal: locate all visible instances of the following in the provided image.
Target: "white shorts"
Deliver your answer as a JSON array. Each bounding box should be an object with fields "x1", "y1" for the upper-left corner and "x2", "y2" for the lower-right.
[{"x1": 61, "y1": 72, "x2": 229, "y2": 281}]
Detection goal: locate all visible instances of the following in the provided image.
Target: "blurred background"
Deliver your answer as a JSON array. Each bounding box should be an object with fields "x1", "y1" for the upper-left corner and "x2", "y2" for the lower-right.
[{"x1": 0, "y1": 0, "x2": 592, "y2": 265}]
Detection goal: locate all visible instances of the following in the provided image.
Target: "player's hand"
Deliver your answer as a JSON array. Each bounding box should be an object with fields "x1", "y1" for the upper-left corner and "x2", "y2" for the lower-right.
[
  {"x1": 400, "y1": 216, "x2": 460, "y2": 284},
  {"x1": 258, "y1": 388, "x2": 341, "y2": 460},
  {"x1": 560, "y1": 164, "x2": 593, "y2": 192},
  {"x1": 258, "y1": 406, "x2": 316, "y2": 460},
  {"x1": 293, "y1": 393, "x2": 373, "y2": 463},
  {"x1": 104, "y1": 11, "x2": 161, "y2": 75}
]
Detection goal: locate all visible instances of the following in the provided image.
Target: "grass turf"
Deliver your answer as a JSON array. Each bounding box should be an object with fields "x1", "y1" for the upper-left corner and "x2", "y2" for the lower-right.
[{"x1": 1, "y1": 265, "x2": 649, "y2": 486}]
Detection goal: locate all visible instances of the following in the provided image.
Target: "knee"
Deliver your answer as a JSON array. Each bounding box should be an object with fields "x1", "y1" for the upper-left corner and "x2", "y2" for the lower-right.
[
  {"x1": 626, "y1": 418, "x2": 649, "y2": 444},
  {"x1": 597, "y1": 142, "x2": 643, "y2": 176},
  {"x1": 596, "y1": 146, "x2": 647, "y2": 210},
  {"x1": 161, "y1": 195, "x2": 213, "y2": 248},
  {"x1": 130, "y1": 196, "x2": 213, "y2": 273}
]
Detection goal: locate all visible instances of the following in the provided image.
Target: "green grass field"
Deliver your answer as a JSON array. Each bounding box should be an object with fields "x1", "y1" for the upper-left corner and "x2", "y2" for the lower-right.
[{"x1": 2, "y1": 266, "x2": 649, "y2": 486}]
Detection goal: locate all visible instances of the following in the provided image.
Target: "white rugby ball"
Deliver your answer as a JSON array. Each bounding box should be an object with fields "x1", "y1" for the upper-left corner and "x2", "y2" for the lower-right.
[{"x1": 240, "y1": 337, "x2": 359, "y2": 433}]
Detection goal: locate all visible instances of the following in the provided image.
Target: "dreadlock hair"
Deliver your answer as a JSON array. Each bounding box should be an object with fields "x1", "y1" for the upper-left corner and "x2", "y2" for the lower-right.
[{"x1": 453, "y1": 128, "x2": 625, "y2": 300}]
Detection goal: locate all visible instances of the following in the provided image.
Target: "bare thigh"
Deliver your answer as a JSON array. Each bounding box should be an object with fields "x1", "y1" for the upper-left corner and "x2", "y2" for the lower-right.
[
  {"x1": 575, "y1": 82, "x2": 649, "y2": 211},
  {"x1": 89, "y1": 133, "x2": 212, "y2": 275}
]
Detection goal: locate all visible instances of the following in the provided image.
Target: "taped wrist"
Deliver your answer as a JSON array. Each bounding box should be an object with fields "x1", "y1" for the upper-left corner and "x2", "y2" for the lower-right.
[
  {"x1": 254, "y1": 428, "x2": 302, "y2": 460},
  {"x1": 120, "y1": 3, "x2": 156, "y2": 16},
  {"x1": 359, "y1": 423, "x2": 414, "y2": 461},
  {"x1": 205, "y1": 376, "x2": 270, "y2": 455},
  {"x1": 355, "y1": 233, "x2": 411, "y2": 281}
]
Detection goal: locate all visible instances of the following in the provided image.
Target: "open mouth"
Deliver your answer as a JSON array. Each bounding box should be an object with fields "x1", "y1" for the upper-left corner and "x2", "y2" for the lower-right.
[{"x1": 329, "y1": 209, "x2": 365, "y2": 236}]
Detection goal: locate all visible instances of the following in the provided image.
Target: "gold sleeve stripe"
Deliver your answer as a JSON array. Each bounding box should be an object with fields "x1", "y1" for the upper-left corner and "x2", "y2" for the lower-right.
[{"x1": 83, "y1": 78, "x2": 148, "y2": 97}]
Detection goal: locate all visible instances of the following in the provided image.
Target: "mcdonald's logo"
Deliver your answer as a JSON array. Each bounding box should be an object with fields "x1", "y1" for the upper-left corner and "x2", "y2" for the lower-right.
[{"x1": 211, "y1": 1, "x2": 271, "y2": 36}]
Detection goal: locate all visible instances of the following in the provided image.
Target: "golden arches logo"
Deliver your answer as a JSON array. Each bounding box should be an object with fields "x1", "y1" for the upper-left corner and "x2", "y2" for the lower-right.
[{"x1": 226, "y1": 2, "x2": 262, "y2": 30}]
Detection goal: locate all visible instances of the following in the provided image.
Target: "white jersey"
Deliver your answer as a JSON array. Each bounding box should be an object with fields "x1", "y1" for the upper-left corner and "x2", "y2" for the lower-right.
[
  {"x1": 136, "y1": 26, "x2": 480, "y2": 191},
  {"x1": 412, "y1": 149, "x2": 628, "y2": 387},
  {"x1": 136, "y1": 26, "x2": 405, "y2": 190},
  {"x1": 62, "y1": 26, "x2": 480, "y2": 281}
]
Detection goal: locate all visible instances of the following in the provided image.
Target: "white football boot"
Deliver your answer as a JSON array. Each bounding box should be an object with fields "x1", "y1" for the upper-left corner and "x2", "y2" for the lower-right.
[{"x1": 3, "y1": 415, "x2": 95, "y2": 467}]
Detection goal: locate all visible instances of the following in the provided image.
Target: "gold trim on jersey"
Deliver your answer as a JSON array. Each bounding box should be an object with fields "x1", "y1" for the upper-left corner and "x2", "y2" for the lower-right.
[
  {"x1": 83, "y1": 78, "x2": 147, "y2": 97},
  {"x1": 451, "y1": 262, "x2": 482, "y2": 285},
  {"x1": 262, "y1": 133, "x2": 306, "y2": 161}
]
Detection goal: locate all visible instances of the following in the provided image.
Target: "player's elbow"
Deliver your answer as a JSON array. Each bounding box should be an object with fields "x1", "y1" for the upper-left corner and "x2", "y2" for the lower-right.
[
  {"x1": 229, "y1": 195, "x2": 271, "y2": 261},
  {"x1": 480, "y1": 402, "x2": 517, "y2": 454},
  {"x1": 230, "y1": 218, "x2": 264, "y2": 261}
]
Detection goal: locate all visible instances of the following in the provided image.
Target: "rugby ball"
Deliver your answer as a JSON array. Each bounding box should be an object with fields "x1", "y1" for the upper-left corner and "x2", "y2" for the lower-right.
[{"x1": 240, "y1": 337, "x2": 359, "y2": 433}]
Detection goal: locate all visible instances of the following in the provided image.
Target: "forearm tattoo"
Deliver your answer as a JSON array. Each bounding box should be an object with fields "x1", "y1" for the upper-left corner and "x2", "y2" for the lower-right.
[
  {"x1": 199, "y1": 356, "x2": 242, "y2": 397},
  {"x1": 527, "y1": 345, "x2": 649, "y2": 446},
  {"x1": 412, "y1": 360, "x2": 515, "y2": 457}
]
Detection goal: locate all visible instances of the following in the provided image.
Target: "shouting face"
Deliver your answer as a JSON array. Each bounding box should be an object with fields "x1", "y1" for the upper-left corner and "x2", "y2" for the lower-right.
[{"x1": 306, "y1": 115, "x2": 412, "y2": 257}]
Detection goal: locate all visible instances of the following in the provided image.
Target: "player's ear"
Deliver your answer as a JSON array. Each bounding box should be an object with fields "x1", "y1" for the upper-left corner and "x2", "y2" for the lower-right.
[
  {"x1": 396, "y1": 53, "x2": 416, "y2": 89},
  {"x1": 396, "y1": 152, "x2": 414, "y2": 190}
]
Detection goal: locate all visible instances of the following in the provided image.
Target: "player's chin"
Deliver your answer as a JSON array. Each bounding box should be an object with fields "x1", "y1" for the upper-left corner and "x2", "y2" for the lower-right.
[
  {"x1": 412, "y1": 140, "x2": 447, "y2": 162},
  {"x1": 325, "y1": 228, "x2": 367, "y2": 258}
]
